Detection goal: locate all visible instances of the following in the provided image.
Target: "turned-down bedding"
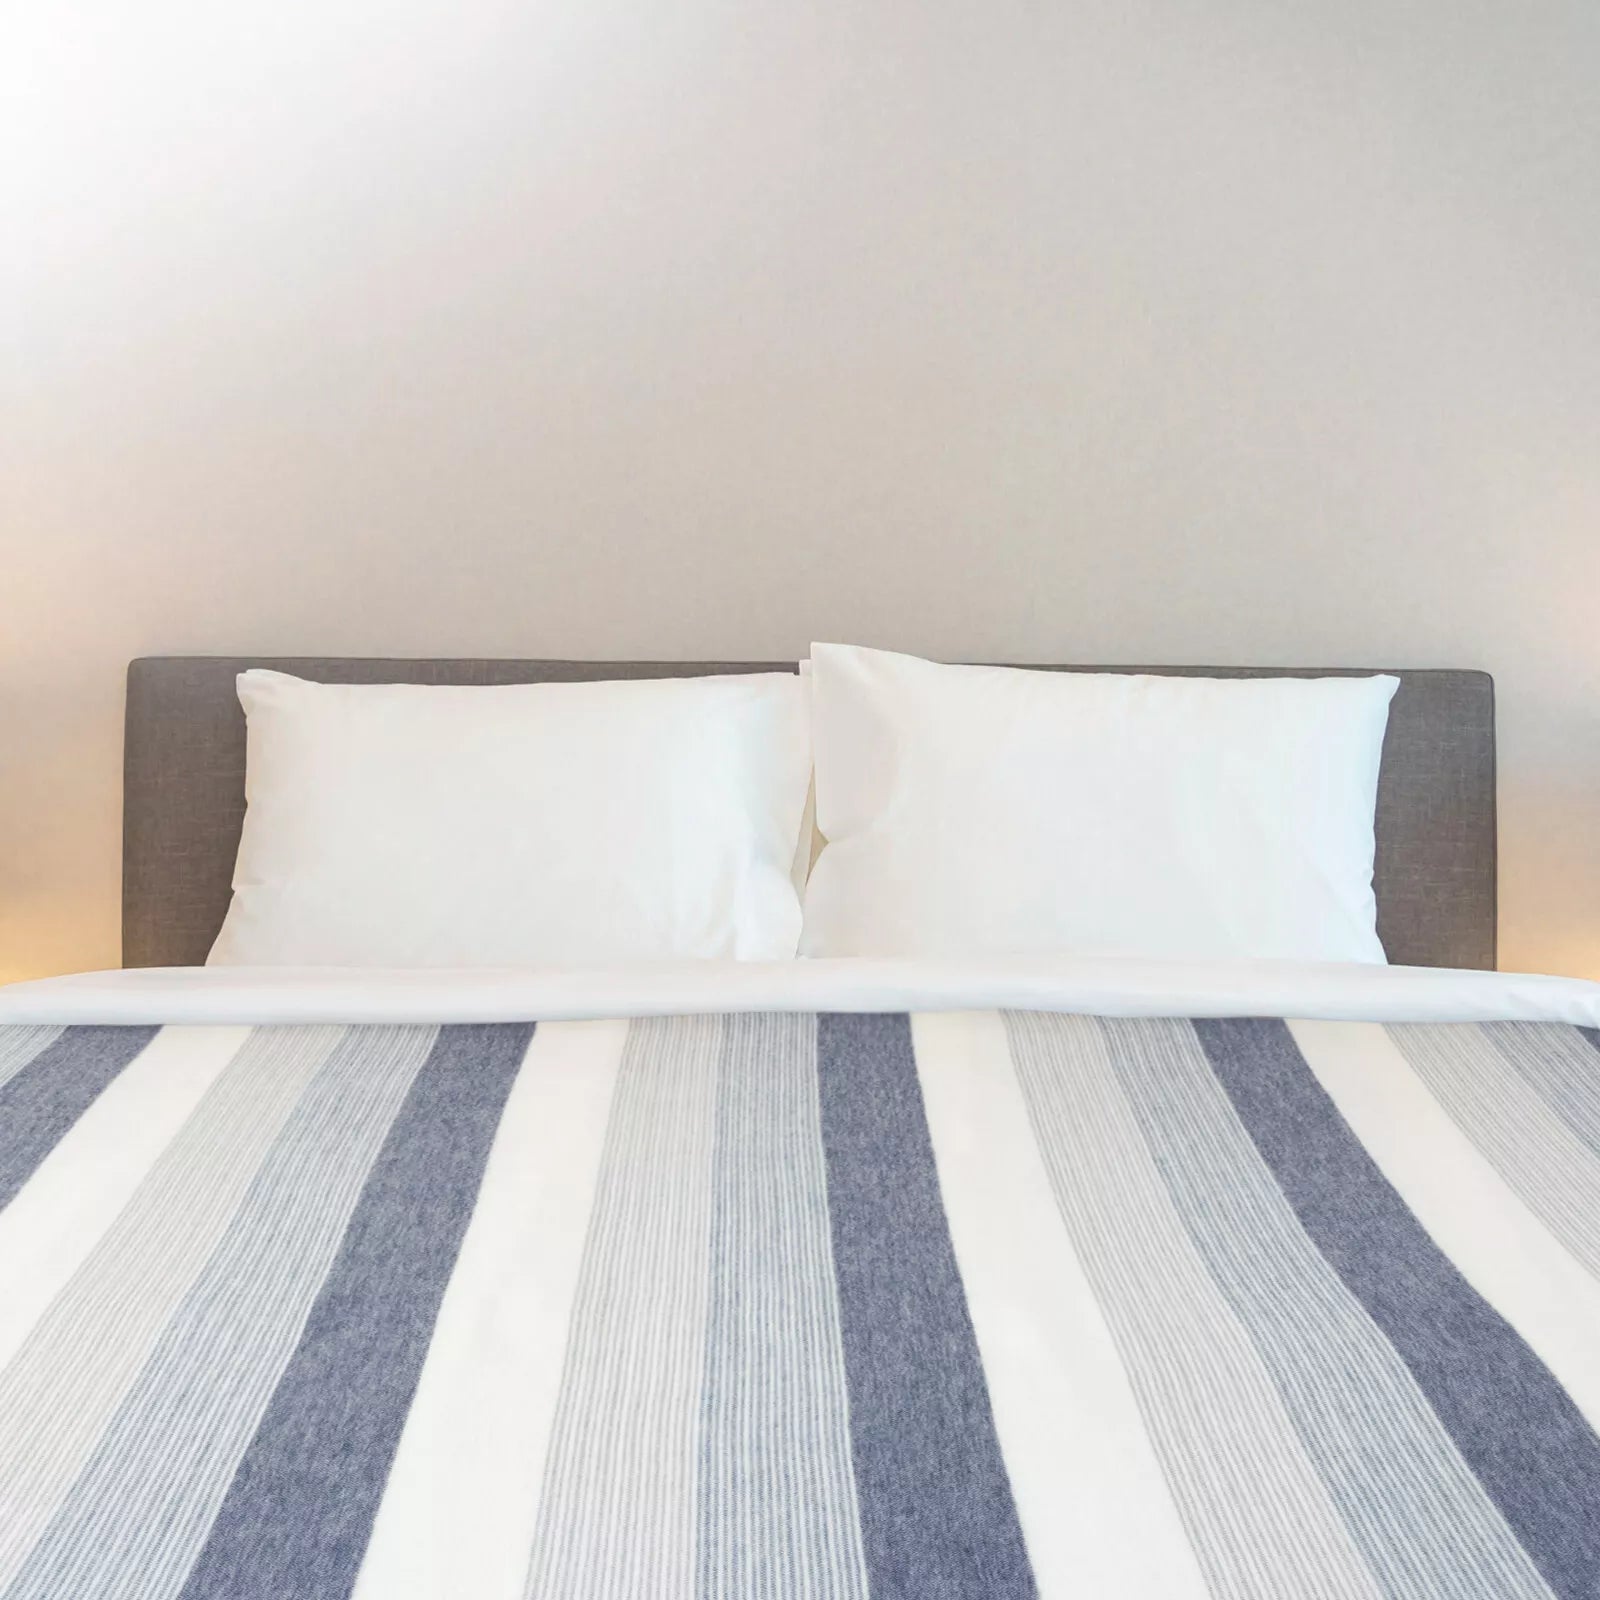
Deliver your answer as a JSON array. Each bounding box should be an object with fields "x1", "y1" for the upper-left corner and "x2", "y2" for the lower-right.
[{"x1": 0, "y1": 959, "x2": 1597, "y2": 1600}]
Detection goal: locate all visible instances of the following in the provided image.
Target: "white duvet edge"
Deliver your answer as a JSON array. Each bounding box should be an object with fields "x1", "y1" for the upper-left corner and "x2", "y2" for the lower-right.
[{"x1": 2, "y1": 958, "x2": 1599, "y2": 1027}]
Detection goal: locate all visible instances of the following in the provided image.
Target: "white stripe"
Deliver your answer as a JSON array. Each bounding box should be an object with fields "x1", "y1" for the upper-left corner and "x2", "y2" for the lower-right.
[
  {"x1": 352, "y1": 1020, "x2": 626, "y2": 1600},
  {"x1": 0, "y1": 1026, "x2": 248, "y2": 1374},
  {"x1": 1291, "y1": 1019, "x2": 1600, "y2": 1431},
  {"x1": 911, "y1": 1011, "x2": 1212, "y2": 1600}
]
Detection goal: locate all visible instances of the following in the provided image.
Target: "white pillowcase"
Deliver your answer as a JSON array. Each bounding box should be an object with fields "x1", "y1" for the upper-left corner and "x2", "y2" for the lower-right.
[
  {"x1": 209, "y1": 670, "x2": 813, "y2": 966},
  {"x1": 800, "y1": 644, "x2": 1398, "y2": 965}
]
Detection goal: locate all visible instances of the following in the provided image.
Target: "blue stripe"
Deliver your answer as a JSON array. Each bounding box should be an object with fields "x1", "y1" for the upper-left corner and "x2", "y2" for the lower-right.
[
  {"x1": 1582, "y1": 1026, "x2": 1600, "y2": 1057},
  {"x1": 176, "y1": 1022, "x2": 534, "y2": 1600},
  {"x1": 815, "y1": 1013, "x2": 1035, "y2": 1600},
  {"x1": 1194, "y1": 1017, "x2": 1600, "y2": 1600},
  {"x1": 0, "y1": 1026, "x2": 159, "y2": 1210}
]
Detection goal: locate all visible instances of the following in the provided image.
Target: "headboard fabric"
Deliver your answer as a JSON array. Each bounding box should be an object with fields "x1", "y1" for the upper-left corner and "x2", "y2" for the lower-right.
[{"x1": 123, "y1": 658, "x2": 1497, "y2": 971}]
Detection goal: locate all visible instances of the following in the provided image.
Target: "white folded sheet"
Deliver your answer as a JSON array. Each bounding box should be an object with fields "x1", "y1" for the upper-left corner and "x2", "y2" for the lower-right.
[{"x1": 3, "y1": 956, "x2": 1598, "y2": 1026}]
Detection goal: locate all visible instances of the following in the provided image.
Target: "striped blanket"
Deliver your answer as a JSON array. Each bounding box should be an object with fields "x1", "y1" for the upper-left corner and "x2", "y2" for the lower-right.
[{"x1": 1, "y1": 1003, "x2": 1598, "y2": 1598}]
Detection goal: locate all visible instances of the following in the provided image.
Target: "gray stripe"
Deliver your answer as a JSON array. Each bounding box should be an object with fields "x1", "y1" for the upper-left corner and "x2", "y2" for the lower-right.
[
  {"x1": 1004, "y1": 1011, "x2": 1381, "y2": 1600},
  {"x1": 816, "y1": 1012, "x2": 1035, "y2": 1600},
  {"x1": 1482, "y1": 1021, "x2": 1600, "y2": 1163},
  {"x1": 1391, "y1": 1022, "x2": 1600, "y2": 1280},
  {"x1": 0, "y1": 1025, "x2": 341, "y2": 1591},
  {"x1": 177, "y1": 1023, "x2": 534, "y2": 1600},
  {"x1": 697, "y1": 1013, "x2": 868, "y2": 1600},
  {"x1": 0, "y1": 1027, "x2": 159, "y2": 1211},
  {"x1": 526, "y1": 1016, "x2": 723, "y2": 1600},
  {"x1": 1111, "y1": 1017, "x2": 1552, "y2": 1600},
  {"x1": 1199, "y1": 1017, "x2": 1600, "y2": 1600},
  {"x1": 2, "y1": 1025, "x2": 438, "y2": 1600},
  {"x1": 0, "y1": 1027, "x2": 63, "y2": 1094}
]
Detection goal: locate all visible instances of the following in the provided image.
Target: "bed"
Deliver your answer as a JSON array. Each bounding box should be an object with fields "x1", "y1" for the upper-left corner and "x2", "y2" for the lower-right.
[{"x1": 1, "y1": 656, "x2": 1597, "y2": 1600}]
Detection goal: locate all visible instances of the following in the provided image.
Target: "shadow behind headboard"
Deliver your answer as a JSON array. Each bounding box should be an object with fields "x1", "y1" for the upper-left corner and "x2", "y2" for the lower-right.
[{"x1": 123, "y1": 658, "x2": 1496, "y2": 970}]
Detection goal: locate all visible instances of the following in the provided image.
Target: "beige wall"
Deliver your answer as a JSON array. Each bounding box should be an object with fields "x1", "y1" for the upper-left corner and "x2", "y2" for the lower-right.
[{"x1": 4, "y1": 1, "x2": 1598, "y2": 982}]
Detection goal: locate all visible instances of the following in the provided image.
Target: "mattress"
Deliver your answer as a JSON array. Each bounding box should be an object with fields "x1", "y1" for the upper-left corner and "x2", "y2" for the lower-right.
[{"x1": 0, "y1": 959, "x2": 1597, "y2": 1599}]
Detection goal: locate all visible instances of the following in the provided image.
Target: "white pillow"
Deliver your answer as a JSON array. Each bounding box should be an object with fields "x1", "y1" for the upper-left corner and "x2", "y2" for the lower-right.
[
  {"x1": 209, "y1": 669, "x2": 812, "y2": 966},
  {"x1": 800, "y1": 644, "x2": 1398, "y2": 964}
]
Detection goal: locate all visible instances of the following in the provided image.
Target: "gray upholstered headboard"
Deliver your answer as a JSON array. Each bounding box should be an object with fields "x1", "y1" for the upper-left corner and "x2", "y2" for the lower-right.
[{"x1": 123, "y1": 658, "x2": 1497, "y2": 970}]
